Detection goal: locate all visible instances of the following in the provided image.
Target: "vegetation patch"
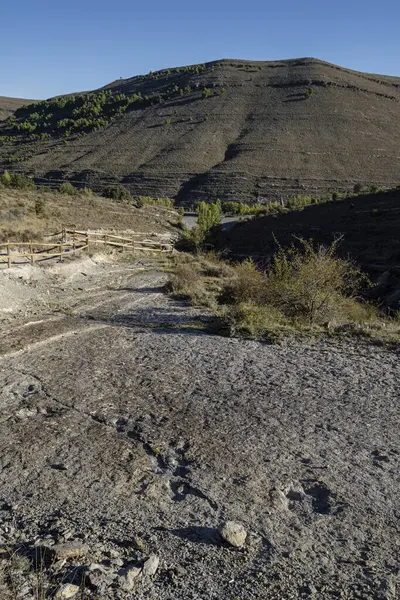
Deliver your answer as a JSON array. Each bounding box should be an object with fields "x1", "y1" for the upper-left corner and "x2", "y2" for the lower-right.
[{"x1": 166, "y1": 241, "x2": 400, "y2": 344}]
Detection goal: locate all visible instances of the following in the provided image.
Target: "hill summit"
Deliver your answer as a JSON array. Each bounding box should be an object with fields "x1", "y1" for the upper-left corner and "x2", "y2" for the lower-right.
[{"x1": 1, "y1": 58, "x2": 399, "y2": 202}]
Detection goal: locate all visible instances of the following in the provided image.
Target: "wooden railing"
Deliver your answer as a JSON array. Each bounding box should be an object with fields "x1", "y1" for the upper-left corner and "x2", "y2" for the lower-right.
[{"x1": 0, "y1": 229, "x2": 174, "y2": 267}]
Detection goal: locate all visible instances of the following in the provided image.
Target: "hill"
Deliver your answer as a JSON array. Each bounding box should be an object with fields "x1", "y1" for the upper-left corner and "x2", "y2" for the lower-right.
[
  {"x1": 0, "y1": 185, "x2": 180, "y2": 242},
  {"x1": 1, "y1": 58, "x2": 400, "y2": 202},
  {"x1": 213, "y1": 187, "x2": 400, "y2": 307},
  {"x1": 0, "y1": 95, "x2": 35, "y2": 121}
]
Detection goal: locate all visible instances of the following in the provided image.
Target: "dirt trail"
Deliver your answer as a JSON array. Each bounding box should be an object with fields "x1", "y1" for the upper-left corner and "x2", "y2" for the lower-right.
[{"x1": 0, "y1": 261, "x2": 399, "y2": 599}]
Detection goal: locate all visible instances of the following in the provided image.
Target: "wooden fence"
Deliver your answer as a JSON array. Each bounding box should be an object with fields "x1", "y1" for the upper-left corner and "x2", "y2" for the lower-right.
[{"x1": 0, "y1": 229, "x2": 174, "y2": 267}]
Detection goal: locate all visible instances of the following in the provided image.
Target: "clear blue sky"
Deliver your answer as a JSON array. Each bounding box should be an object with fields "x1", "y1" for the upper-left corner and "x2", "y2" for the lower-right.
[{"x1": 1, "y1": 0, "x2": 399, "y2": 99}]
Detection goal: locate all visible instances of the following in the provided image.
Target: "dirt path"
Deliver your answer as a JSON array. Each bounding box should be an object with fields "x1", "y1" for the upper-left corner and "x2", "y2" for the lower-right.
[{"x1": 0, "y1": 263, "x2": 399, "y2": 599}]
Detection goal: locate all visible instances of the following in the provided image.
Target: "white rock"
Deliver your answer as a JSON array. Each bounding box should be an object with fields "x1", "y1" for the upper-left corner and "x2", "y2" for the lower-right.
[
  {"x1": 117, "y1": 565, "x2": 142, "y2": 591},
  {"x1": 55, "y1": 583, "x2": 80, "y2": 599},
  {"x1": 142, "y1": 554, "x2": 159, "y2": 576},
  {"x1": 218, "y1": 521, "x2": 247, "y2": 548}
]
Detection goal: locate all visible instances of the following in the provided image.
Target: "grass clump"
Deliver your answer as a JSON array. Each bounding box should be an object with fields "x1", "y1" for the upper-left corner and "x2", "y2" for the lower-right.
[{"x1": 166, "y1": 252, "x2": 234, "y2": 308}]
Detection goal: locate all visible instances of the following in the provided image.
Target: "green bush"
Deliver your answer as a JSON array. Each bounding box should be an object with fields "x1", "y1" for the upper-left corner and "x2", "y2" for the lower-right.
[
  {"x1": 137, "y1": 196, "x2": 174, "y2": 208},
  {"x1": 263, "y1": 239, "x2": 365, "y2": 325},
  {"x1": 223, "y1": 302, "x2": 283, "y2": 340},
  {"x1": 59, "y1": 182, "x2": 78, "y2": 195},
  {"x1": 80, "y1": 186, "x2": 93, "y2": 197},
  {"x1": 9, "y1": 173, "x2": 36, "y2": 190},
  {"x1": 0, "y1": 170, "x2": 11, "y2": 186},
  {"x1": 103, "y1": 184, "x2": 132, "y2": 203}
]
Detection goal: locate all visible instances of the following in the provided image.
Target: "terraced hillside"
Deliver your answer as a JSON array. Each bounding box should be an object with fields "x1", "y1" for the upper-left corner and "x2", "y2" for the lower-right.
[{"x1": 1, "y1": 58, "x2": 400, "y2": 202}]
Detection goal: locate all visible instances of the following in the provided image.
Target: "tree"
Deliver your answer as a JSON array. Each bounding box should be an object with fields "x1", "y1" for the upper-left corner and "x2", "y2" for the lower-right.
[{"x1": 192, "y1": 200, "x2": 221, "y2": 248}]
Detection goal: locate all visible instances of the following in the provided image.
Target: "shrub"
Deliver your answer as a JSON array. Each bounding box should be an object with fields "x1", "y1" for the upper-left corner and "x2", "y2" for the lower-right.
[
  {"x1": 353, "y1": 182, "x2": 364, "y2": 194},
  {"x1": 59, "y1": 181, "x2": 78, "y2": 195},
  {"x1": 137, "y1": 196, "x2": 174, "y2": 208},
  {"x1": 263, "y1": 239, "x2": 365, "y2": 325},
  {"x1": 103, "y1": 184, "x2": 132, "y2": 202},
  {"x1": 35, "y1": 196, "x2": 46, "y2": 216},
  {"x1": 9, "y1": 173, "x2": 36, "y2": 190},
  {"x1": 0, "y1": 170, "x2": 11, "y2": 186},
  {"x1": 166, "y1": 261, "x2": 213, "y2": 307},
  {"x1": 221, "y1": 259, "x2": 266, "y2": 305},
  {"x1": 223, "y1": 302, "x2": 283, "y2": 339},
  {"x1": 306, "y1": 87, "x2": 313, "y2": 98},
  {"x1": 202, "y1": 88, "x2": 212, "y2": 99},
  {"x1": 80, "y1": 186, "x2": 93, "y2": 197}
]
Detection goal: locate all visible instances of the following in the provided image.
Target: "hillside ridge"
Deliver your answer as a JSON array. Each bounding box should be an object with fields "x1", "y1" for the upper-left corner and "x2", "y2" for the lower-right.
[{"x1": 1, "y1": 57, "x2": 399, "y2": 202}]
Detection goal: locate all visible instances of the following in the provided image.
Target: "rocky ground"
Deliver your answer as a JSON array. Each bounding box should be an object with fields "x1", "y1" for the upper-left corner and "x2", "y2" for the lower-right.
[{"x1": 0, "y1": 256, "x2": 399, "y2": 599}]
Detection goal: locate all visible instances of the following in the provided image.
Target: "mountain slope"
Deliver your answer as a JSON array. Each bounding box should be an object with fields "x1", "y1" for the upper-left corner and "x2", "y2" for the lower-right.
[
  {"x1": 1, "y1": 58, "x2": 400, "y2": 202},
  {"x1": 0, "y1": 96, "x2": 35, "y2": 121}
]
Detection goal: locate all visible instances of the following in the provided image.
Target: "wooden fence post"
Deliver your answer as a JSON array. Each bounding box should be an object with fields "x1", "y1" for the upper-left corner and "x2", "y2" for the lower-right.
[
  {"x1": 86, "y1": 233, "x2": 89, "y2": 253},
  {"x1": 7, "y1": 241, "x2": 11, "y2": 269},
  {"x1": 59, "y1": 244, "x2": 63, "y2": 262},
  {"x1": 30, "y1": 241, "x2": 34, "y2": 265}
]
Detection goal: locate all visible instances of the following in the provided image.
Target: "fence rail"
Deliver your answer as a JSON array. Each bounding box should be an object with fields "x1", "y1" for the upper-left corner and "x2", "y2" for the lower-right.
[{"x1": 0, "y1": 228, "x2": 173, "y2": 267}]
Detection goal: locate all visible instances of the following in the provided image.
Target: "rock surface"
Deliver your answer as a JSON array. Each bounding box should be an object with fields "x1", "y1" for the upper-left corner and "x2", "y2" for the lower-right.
[{"x1": 0, "y1": 265, "x2": 398, "y2": 599}]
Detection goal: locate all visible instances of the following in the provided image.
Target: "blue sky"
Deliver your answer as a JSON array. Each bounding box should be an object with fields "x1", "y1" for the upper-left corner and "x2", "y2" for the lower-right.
[{"x1": 1, "y1": 0, "x2": 399, "y2": 99}]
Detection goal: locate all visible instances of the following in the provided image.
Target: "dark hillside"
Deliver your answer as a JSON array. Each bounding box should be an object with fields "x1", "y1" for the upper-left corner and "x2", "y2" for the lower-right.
[
  {"x1": 1, "y1": 58, "x2": 399, "y2": 202},
  {"x1": 214, "y1": 188, "x2": 400, "y2": 306}
]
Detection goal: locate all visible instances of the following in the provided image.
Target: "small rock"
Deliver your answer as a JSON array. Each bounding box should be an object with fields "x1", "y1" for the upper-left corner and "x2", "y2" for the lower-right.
[
  {"x1": 270, "y1": 488, "x2": 289, "y2": 511},
  {"x1": 218, "y1": 521, "x2": 247, "y2": 548},
  {"x1": 117, "y1": 565, "x2": 142, "y2": 591},
  {"x1": 55, "y1": 583, "x2": 80, "y2": 599},
  {"x1": 112, "y1": 557, "x2": 124, "y2": 567},
  {"x1": 87, "y1": 563, "x2": 116, "y2": 588},
  {"x1": 49, "y1": 541, "x2": 89, "y2": 561},
  {"x1": 142, "y1": 554, "x2": 159, "y2": 576}
]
